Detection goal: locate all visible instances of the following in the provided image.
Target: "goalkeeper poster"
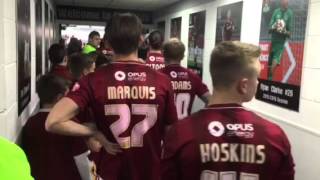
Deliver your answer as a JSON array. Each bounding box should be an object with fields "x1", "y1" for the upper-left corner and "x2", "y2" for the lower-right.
[{"x1": 256, "y1": 0, "x2": 309, "y2": 111}]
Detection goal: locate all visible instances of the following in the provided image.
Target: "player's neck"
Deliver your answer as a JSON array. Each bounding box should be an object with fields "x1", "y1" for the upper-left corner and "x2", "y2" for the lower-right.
[
  {"x1": 149, "y1": 49, "x2": 162, "y2": 54},
  {"x1": 208, "y1": 90, "x2": 243, "y2": 106},
  {"x1": 166, "y1": 60, "x2": 181, "y2": 66},
  {"x1": 113, "y1": 51, "x2": 140, "y2": 62},
  {"x1": 41, "y1": 103, "x2": 54, "y2": 109}
]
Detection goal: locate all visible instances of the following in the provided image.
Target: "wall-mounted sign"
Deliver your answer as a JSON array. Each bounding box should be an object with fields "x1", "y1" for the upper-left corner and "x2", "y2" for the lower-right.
[
  {"x1": 56, "y1": 6, "x2": 153, "y2": 24},
  {"x1": 256, "y1": 0, "x2": 309, "y2": 111}
]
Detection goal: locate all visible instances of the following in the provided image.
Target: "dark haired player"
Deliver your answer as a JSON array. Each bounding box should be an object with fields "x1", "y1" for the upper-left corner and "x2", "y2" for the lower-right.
[
  {"x1": 48, "y1": 43, "x2": 73, "y2": 81},
  {"x1": 22, "y1": 74, "x2": 89, "y2": 180},
  {"x1": 162, "y1": 41, "x2": 295, "y2": 180},
  {"x1": 146, "y1": 30, "x2": 165, "y2": 70},
  {"x1": 160, "y1": 38, "x2": 210, "y2": 120},
  {"x1": 46, "y1": 13, "x2": 178, "y2": 180}
]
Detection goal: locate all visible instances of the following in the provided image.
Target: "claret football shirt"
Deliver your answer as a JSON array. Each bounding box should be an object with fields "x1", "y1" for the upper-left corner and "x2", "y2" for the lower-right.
[
  {"x1": 145, "y1": 51, "x2": 165, "y2": 71},
  {"x1": 67, "y1": 60, "x2": 178, "y2": 180},
  {"x1": 162, "y1": 103, "x2": 294, "y2": 180},
  {"x1": 160, "y1": 64, "x2": 209, "y2": 120}
]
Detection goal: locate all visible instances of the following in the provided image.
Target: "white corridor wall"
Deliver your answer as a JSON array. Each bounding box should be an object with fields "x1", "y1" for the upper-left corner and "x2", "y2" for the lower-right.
[{"x1": 0, "y1": 0, "x2": 56, "y2": 141}]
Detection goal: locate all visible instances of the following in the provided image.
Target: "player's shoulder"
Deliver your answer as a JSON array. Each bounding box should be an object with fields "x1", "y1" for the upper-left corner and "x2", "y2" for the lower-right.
[
  {"x1": 250, "y1": 111, "x2": 286, "y2": 138},
  {"x1": 273, "y1": 8, "x2": 282, "y2": 13},
  {"x1": 168, "y1": 116, "x2": 196, "y2": 143},
  {"x1": 287, "y1": 8, "x2": 294, "y2": 15},
  {"x1": 25, "y1": 111, "x2": 48, "y2": 125}
]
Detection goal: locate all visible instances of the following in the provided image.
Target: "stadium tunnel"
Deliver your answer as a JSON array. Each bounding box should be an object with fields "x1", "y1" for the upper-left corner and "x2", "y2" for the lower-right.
[{"x1": 0, "y1": 0, "x2": 319, "y2": 179}]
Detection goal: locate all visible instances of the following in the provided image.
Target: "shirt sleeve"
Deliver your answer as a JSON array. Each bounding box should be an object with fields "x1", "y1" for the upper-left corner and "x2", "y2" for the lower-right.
[
  {"x1": 269, "y1": 9, "x2": 277, "y2": 29},
  {"x1": 164, "y1": 77, "x2": 178, "y2": 126},
  {"x1": 67, "y1": 75, "x2": 93, "y2": 112},
  {"x1": 286, "y1": 10, "x2": 293, "y2": 32},
  {"x1": 193, "y1": 72, "x2": 209, "y2": 97}
]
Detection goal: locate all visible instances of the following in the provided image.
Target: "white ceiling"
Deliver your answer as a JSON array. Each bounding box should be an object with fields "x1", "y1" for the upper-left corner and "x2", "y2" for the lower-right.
[{"x1": 53, "y1": 0, "x2": 180, "y2": 11}]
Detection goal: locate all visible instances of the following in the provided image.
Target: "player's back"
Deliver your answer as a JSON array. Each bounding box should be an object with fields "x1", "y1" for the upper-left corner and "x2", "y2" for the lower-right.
[
  {"x1": 146, "y1": 51, "x2": 165, "y2": 70},
  {"x1": 160, "y1": 64, "x2": 209, "y2": 119},
  {"x1": 162, "y1": 104, "x2": 294, "y2": 180},
  {"x1": 71, "y1": 60, "x2": 177, "y2": 180},
  {"x1": 22, "y1": 110, "x2": 86, "y2": 180}
]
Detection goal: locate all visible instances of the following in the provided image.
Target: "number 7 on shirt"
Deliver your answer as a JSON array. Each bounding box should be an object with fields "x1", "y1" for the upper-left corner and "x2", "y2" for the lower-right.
[{"x1": 105, "y1": 104, "x2": 157, "y2": 149}]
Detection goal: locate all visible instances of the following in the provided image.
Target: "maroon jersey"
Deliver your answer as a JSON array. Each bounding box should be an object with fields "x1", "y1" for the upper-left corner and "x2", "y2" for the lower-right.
[
  {"x1": 67, "y1": 60, "x2": 178, "y2": 180},
  {"x1": 145, "y1": 51, "x2": 165, "y2": 70},
  {"x1": 162, "y1": 104, "x2": 295, "y2": 180},
  {"x1": 160, "y1": 64, "x2": 209, "y2": 119},
  {"x1": 50, "y1": 64, "x2": 74, "y2": 82},
  {"x1": 21, "y1": 110, "x2": 88, "y2": 180}
]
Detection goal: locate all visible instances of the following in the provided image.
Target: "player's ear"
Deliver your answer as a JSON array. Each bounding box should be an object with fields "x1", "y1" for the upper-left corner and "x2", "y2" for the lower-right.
[
  {"x1": 139, "y1": 35, "x2": 144, "y2": 46},
  {"x1": 237, "y1": 78, "x2": 249, "y2": 95}
]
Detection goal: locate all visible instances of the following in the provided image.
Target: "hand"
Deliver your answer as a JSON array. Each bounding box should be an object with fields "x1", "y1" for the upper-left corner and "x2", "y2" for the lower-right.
[
  {"x1": 93, "y1": 131, "x2": 122, "y2": 155},
  {"x1": 85, "y1": 136, "x2": 102, "y2": 152}
]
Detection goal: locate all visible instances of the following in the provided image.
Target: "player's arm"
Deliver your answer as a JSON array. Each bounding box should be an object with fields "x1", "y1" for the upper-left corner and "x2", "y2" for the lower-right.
[
  {"x1": 45, "y1": 97, "x2": 95, "y2": 136},
  {"x1": 200, "y1": 92, "x2": 211, "y2": 105},
  {"x1": 194, "y1": 74, "x2": 211, "y2": 106},
  {"x1": 269, "y1": 10, "x2": 277, "y2": 32},
  {"x1": 285, "y1": 10, "x2": 293, "y2": 37}
]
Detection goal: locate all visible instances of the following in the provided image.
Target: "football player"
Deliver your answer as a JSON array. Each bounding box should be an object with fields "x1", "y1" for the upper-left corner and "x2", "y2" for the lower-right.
[
  {"x1": 22, "y1": 74, "x2": 90, "y2": 180},
  {"x1": 46, "y1": 13, "x2": 178, "y2": 180},
  {"x1": 48, "y1": 43, "x2": 74, "y2": 82},
  {"x1": 160, "y1": 38, "x2": 210, "y2": 120},
  {"x1": 268, "y1": 0, "x2": 293, "y2": 80},
  {"x1": 145, "y1": 30, "x2": 165, "y2": 70},
  {"x1": 162, "y1": 41, "x2": 295, "y2": 180}
]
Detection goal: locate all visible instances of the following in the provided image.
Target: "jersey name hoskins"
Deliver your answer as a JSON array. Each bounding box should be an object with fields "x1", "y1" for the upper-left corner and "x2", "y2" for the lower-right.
[
  {"x1": 171, "y1": 81, "x2": 192, "y2": 90},
  {"x1": 107, "y1": 86, "x2": 156, "y2": 100},
  {"x1": 200, "y1": 143, "x2": 266, "y2": 164}
]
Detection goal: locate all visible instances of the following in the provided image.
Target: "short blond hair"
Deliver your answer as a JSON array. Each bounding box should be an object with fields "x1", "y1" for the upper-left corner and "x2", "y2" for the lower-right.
[
  {"x1": 210, "y1": 41, "x2": 261, "y2": 90},
  {"x1": 163, "y1": 38, "x2": 185, "y2": 62}
]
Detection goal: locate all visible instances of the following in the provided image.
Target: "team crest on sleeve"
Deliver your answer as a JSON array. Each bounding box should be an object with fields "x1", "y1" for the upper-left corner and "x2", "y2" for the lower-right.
[
  {"x1": 115, "y1": 71, "x2": 126, "y2": 81},
  {"x1": 208, "y1": 121, "x2": 225, "y2": 137}
]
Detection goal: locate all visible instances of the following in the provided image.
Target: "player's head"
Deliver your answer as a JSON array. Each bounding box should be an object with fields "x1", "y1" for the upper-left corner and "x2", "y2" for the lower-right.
[
  {"x1": 48, "y1": 43, "x2": 67, "y2": 65},
  {"x1": 107, "y1": 13, "x2": 143, "y2": 55},
  {"x1": 210, "y1": 41, "x2": 261, "y2": 102},
  {"x1": 88, "y1": 31, "x2": 101, "y2": 48},
  {"x1": 96, "y1": 52, "x2": 111, "y2": 68},
  {"x1": 163, "y1": 38, "x2": 185, "y2": 63},
  {"x1": 68, "y1": 53, "x2": 96, "y2": 80},
  {"x1": 281, "y1": 0, "x2": 289, "y2": 9},
  {"x1": 37, "y1": 74, "x2": 70, "y2": 106},
  {"x1": 148, "y1": 30, "x2": 163, "y2": 50},
  {"x1": 67, "y1": 38, "x2": 82, "y2": 56}
]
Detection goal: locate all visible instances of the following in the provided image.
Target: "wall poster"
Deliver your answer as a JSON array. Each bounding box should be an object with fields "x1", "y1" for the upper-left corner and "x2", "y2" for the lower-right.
[
  {"x1": 187, "y1": 11, "x2": 206, "y2": 78},
  {"x1": 170, "y1": 17, "x2": 182, "y2": 39},
  {"x1": 256, "y1": 0, "x2": 309, "y2": 111},
  {"x1": 45, "y1": 2, "x2": 50, "y2": 72},
  {"x1": 17, "y1": 0, "x2": 31, "y2": 115},
  {"x1": 215, "y1": 2, "x2": 243, "y2": 44},
  {"x1": 36, "y1": 0, "x2": 43, "y2": 85}
]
